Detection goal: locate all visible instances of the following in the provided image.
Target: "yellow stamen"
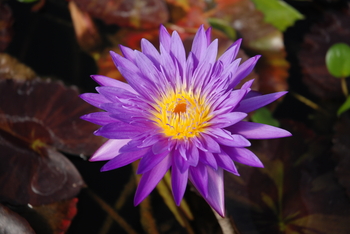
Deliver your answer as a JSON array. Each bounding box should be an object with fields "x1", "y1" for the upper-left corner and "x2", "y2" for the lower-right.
[{"x1": 152, "y1": 88, "x2": 212, "y2": 140}]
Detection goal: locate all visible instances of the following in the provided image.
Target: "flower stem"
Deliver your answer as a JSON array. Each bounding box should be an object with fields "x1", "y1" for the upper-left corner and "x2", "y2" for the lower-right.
[{"x1": 341, "y1": 77, "x2": 348, "y2": 97}]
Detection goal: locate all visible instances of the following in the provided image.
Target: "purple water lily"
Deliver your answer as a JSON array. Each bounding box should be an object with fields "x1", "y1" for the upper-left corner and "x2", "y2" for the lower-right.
[{"x1": 80, "y1": 25, "x2": 291, "y2": 217}]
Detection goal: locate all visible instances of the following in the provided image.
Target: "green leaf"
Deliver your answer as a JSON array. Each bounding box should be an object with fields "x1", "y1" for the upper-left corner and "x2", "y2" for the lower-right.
[
  {"x1": 326, "y1": 43, "x2": 350, "y2": 78},
  {"x1": 251, "y1": 0, "x2": 304, "y2": 32},
  {"x1": 337, "y1": 96, "x2": 350, "y2": 116},
  {"x1": 251, "y1": 107, "x2": 280, "y2": 127},
  {"x1": 208, "y1": 18, "x2": 237, "y2": 41}
]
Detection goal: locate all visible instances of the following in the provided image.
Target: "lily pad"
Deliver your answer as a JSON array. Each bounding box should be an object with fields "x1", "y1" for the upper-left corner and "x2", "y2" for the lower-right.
[{"x1": 326, "y1": 43, "x2": 350, "y2": 78}]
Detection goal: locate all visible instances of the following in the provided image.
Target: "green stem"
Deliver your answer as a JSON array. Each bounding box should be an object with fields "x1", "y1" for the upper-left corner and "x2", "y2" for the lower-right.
[{"x1": 341, "y1": 77, "x2": 348, "y2": 97}]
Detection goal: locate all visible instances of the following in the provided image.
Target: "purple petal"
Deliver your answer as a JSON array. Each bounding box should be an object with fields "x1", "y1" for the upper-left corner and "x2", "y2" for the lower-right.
[
  {"x1": 170, "y1": 31, "x2": 186, "y2": 68},
  {"x1": 138, "y1": 134, "x2": 164, "y2": 148},
  {"x1": 159, "y1": 25, "x2": 171, "y2": 51},
  {"x1": 189, "y1": 162, "x2": 208, "y2": 198},
  {"x1": 119, "y1": 137, "x2": 145, "y2": 153},
  {"x1": 81, "y1": 111, "x2": 117, "y2": 126},
  {"x1": 213, "y1": 153, "x2": 239, "y2": 175},
  {"x1": 218, "y1": 39, "x2": 241, "y2": 66},
  {"x1": 207, "y1": 128, "x2": 251, "y2": 147},
  {"x1": 199, "y1": 150, "x2": 217, "y2": 170},
  {"x1": 90, "y1": 139, "x2": 130, "y2": 162},
  {"x1": 119, "y1": 45, "x2": 135, "y2": 62},
  {"x1": 226, "y1": 121, "x2": 292, "y2": 139},
  {"x1": 80, "y1": 93, "x2": 110, "y2": 108},
  {"x1": 187, "y1": 142, "x2": 199, "y2": 167},
  {"x1": 213, "y1": 89, "x2": 248, "y2": 112},
  {"x1": 209, "y1": 112, "x2": 247, "y2": 128},
  {"x1": 190, "y1": 25, "x2": 207, "y2": 63},
  {"x1": 141, "y1": 38, "x2": 161, "y2": 68},
  {"x1": 96, "y1": 86, "x2": 138, "y2": 102},
  {"x1": 91, "y1": 75, "x2": 137, "y2": 94},
  {"x1": 94, "y1": 122, "x2": 145, "y2": 139},
  {"x1": 101, "y1": 102, "x2": 144, "y2": 123},
  {"x1": 228, "y1": 55, "x2": 261, "y2": 90},
  {"x1": 152, "y1": 138, "x2": 169, "y2": 154},
  {"x1": 174, "y1": 148, "x2": 190, "y2": 173},
  {"x1": 199, "y1": 133, "x2": 221, "y2": 153},
  {"x1": 171, "y1": 163, "x2": 189, "y2": 206},
  {"x1": 200, "y1": 39, "x2": 218, "y2": 66},
  {"x1": 137, "y1": 150, "x2": 169, "y2": 174},
  {"x1": 222, "y1": 146, "x2": 264, "y2": 168},
  {"x1": 134, "y1": 154, "x2": 172, "y2": 205},
  {"x1": 134, "y1": 50, "x2": 161, "y2": 86},
  {"x1": 101, "y1": 148, "x2": 149, "y2": 171},
  {"x1": 241, "y1": 78, "x2": 254, "y2": 90},
  {"x1": 116, "y1": 66, "x2": 154, "y2": 101},
  {"x1": 234, "y1": 91, "x2": 288, "y2": 113},
  {"x1": 205, "y1": 27, "x2": 212, "y2": 46},
  {"x1": 110, "y1": 50, "x2": 139, "y2": 73},
  {"x1": 205, "y1": 167, "x2": 225, "y2": 217}
]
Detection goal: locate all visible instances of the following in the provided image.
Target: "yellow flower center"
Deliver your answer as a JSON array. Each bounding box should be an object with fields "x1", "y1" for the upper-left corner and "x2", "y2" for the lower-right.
[{"x1": 152, "y1": 89, "x2": 212, "y2": 140}]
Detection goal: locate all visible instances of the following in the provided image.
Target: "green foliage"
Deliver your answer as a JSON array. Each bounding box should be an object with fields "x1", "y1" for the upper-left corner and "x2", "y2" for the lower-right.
[
  {"x1": 251, "y1": 0, "x2": 304, "y2": 32},
  {"x1": 326, "y1": 43, "x2": 350, "y2": 78},
  {"x1": 208, "y1": 18, "x2": 237, "y2": 40},
  {"x1": 338, "y1": 96, "x2": 350, "y2": 116},
  {"x1": 251, "y1": 107, "x2": 280, "y2": 127}
]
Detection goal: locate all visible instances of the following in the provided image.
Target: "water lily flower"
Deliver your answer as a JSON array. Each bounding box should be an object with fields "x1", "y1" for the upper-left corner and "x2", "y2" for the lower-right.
[{"x1": 80, "y1": 25, "x2": 291, "y2": 217}]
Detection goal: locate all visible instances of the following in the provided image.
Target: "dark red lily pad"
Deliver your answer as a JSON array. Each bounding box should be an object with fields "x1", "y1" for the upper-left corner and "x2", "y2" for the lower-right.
[
  {"x1": 0, "y1": 53, "x2": 37, "y2": 81},
  {"x1": 298, "y1": 7, "x2": 350, "y2": 99},
  {"x1": 213, "y1": 0, "x2": 290, "y2": 95},
  {"x1": 0, "y1": 78, "x2": 105, "y2": 156},
  {"x1": 224, "y1": 120, "x2": 350, "y2": 233},
  {"x1": 0, "y1": 78, "x2": 105, "y2": 205},
  {"x1": 0, "y1": 140, "x2": 84, "y2": 205},
  {"x1": 333, "y1": 112, "x2": 350, "y2": 199},
  {"x1": 0, "y1": 3, "x2": 13, "y2": 52},
  {"x1": 0, "y1": 204, "x2": 35, "y2": 234},
  {"x1": 73, "y1": 0, "x2": 169, "y2": 29}
]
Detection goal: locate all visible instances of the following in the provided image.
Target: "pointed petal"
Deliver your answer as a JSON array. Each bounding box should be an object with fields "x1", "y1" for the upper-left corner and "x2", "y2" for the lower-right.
[
  {"x1": 89, "y1": 139, "x2": 130, "y2": 162},
  {"x1": 228, "y1": 55, "x2": 260, "y2": 90},
  {"x1": 218, "y1": 39, "x2": 241, "y2": 66},
  {"x1": 119, "y1": 45, "x2": 135, "y2": 62},
  {"x1": 189, "y1": 162, "x2": 208, "y2": 197},
  {"x1": 94, "y1": 122, "x2": 145, "y2": 139},
  {"x1": 222, "y1": 146, "x2": 264, "y2": 168},
  {"x1": 141, "y1": 38, "x2": 161, "y2": 68},
  {"x1": 171, "y1": 164, "x2": 189, "y2": 206},
  {"x1": 137, "y1": 150, "x2": 169, "y2": 174},
  {"x1": 207, "y1": 128, "x2": 251, "y2": 147},
  {"x1": 205, "y1": 167, "x2": 225, "y2": 217},
  {"x1": 91, "y1": 75, "x2": 137, "y2": 94},
  {"x1": 80, "y1": 93, "x2": 110, "y2": 108},
  {"x1": 199, "y1": 150, "x2": 217, "y2": 169},
  {"x1": 101, "y1": 147, "x2": 149, "y2": 171},
  {"x1": 191, "y1": 25, "x2": 207, "y2": 62},
  {"x1": 234, "y1": 91, "x2": 288, "y2": 113},
  {"x1": 174, "y1": 148, "x2": 190, "y2": 173},
  {"x1": 200, "y1": 133, "x2": 221, "y2": 153},
  {"x1": 170, "y1": 31, "x2": 186, "y2": 68},
  {"x1": 227, "y1": 121, "x2": 292, "y2": 139},
  {"x1": 152, "y1": 138, "x2": 169, "y2": 154},
  {"x1": 187, "y1": 142, "x2": 199, "y2": 167},
  {"x1": 159, "y1": 25, "x2": 171, "y2": 51},
  {"x1": 209, "y1": 112, "x2": 247, "y2": 128},
  {"x1": 81, "y1": 112, "x2": 117, "y2": 125},
  {"x1": 214, "y1": 153, "x2": 239, "y2": 175},
  {"x1": 134, "y1": 154, "x2": 172, "y2": 205}
]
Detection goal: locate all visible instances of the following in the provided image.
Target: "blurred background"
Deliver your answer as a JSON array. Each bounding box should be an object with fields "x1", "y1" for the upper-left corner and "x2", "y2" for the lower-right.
[{"x1": 1, "y1": 0, "x2": 350, "y2": 233}]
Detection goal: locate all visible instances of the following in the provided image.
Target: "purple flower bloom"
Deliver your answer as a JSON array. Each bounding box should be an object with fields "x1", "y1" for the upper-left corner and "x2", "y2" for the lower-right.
[{"x1": 80, "y1": 25, "x2": 291, "y2": 217}]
